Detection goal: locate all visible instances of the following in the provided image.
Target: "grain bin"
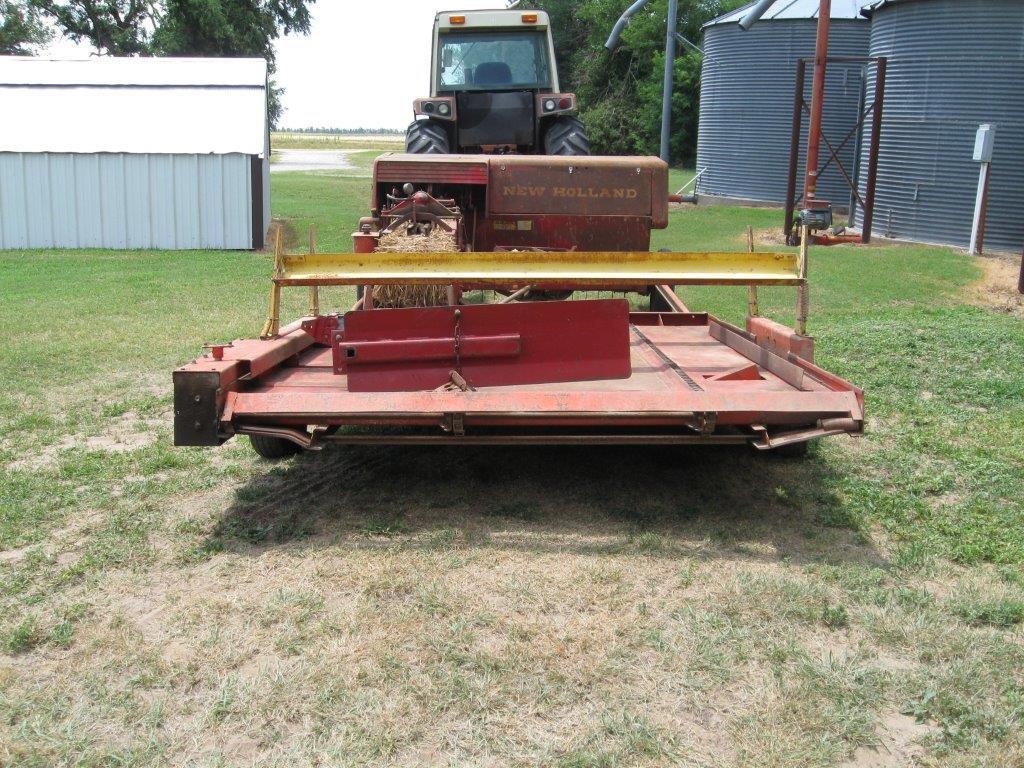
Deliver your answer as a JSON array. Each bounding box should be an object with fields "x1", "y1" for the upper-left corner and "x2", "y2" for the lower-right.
[
  {"x1": 696, "y1": 0, "x2": 870, "y2": 207},
  {"x1": 856, "y1": 0, "x2": 1024, "y2": 252}
]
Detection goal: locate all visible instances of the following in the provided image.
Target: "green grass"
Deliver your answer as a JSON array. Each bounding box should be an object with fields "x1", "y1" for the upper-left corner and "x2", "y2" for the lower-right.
[{"x1": 1, "y1": 161, "x2": 1022, "y2": 766}]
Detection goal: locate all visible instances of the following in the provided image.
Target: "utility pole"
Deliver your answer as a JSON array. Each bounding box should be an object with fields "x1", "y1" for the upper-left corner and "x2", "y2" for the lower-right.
[
  {"x1": 659, "y1": 0, "x2": 679, "y2": 163},
  {"x1": 803, "y1": 0, "x2": 831, "y2": 205},
  {"x1": 606, "y1": 0, "x2": 680, "y2": 165}
]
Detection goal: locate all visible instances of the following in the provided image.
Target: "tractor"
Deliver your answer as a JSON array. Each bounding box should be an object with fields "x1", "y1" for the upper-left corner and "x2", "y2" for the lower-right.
[{"x1": 405, "y1": 9, "x2": 590, "y2": 156}]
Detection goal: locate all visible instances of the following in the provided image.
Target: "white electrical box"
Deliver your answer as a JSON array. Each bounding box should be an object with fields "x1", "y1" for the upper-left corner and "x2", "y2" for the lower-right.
[{"x1": 973, "y1": 123, "x2": 996, "y2": 162}]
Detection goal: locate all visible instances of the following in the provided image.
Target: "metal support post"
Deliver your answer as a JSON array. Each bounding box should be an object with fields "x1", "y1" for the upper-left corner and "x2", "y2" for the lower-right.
[
  {"x1": 659, "y1": 0, "x2": 679, "y2": 163},
  {"x1": 747, "y1": 226, "x2": 759, "y2": 318},
  {"x1": 969, "y1": 163, "x2": 991, "y2": 256},
  {"x1": 861, "y1": 57, "x2": 886, "y2": 243},
  {"x1": 307, "y1": 225, "x2": 320, "y2": 317},
  {"x1": 796, "y1": 225, "x2": 810, "y2": 337},
  {"x1": 784, "y1": 59, "x2": 807, "y2": 243},
  {"x1": 260, "y1": 226, "x2": 284, "y2": 339}
]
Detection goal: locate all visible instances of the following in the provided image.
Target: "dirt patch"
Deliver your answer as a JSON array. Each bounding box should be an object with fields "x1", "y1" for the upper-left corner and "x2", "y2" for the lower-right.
[
  {"x1": 970, "y1": 254, "x2": 1023, "y2": 316},
  {"x1": 744, "y1": 227, "x2": 793, "y2": 248},
  {"x1": 5, "y1": 411, "x2": 160, "y2": 472},
  {"x1": 843, "y1": 712, "x2": 939, "y2": 767},
  {"x1": 264, "y1": 219, "x2": 301, "y2": 252}
]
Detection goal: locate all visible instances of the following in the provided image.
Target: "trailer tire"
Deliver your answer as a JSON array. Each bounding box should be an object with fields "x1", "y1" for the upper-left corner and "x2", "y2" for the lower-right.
[
  {"x1": 249, "y1": 434, "x2": 302, "y2": 460},
  {"x1": 544, "y1": 117, "x2": 590, "y2": 156},
  {"x1": 406, "y1": 119, "x2": 450, "y2": 154}
]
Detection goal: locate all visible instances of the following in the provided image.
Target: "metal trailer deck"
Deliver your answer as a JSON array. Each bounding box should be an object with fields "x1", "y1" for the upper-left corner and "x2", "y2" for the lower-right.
[{"x1": 174, "y1": 306, "x2": 863, "y2": 452}]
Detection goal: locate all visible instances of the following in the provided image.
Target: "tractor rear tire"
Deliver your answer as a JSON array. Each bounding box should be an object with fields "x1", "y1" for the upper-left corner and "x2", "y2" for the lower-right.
[
  {"x1": 249, "y1": 434, "x2": 302, "y2": 460},
  {"x1": 406, "y1": 119, "x2": 450, "y2": 154},
  {"x1": 544, "y1": 117, "x2": 590, "y2": 156}
]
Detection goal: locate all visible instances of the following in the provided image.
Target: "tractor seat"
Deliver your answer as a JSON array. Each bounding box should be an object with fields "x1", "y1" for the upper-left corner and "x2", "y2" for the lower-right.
[{"x1": 473, "y1": 61, "x2": 513, "y2": 86}]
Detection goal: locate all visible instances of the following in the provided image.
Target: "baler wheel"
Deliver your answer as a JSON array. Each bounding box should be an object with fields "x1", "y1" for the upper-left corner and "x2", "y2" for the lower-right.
[
  {"x1": 405, "y1": 119, "x2": 451, "y2": 154},
  {"x1": 544, "y1": 116, "x2": 590, "y2": 156},
  {"x1": 249, "y1": 434, "x2": 302, "y2": 460}
]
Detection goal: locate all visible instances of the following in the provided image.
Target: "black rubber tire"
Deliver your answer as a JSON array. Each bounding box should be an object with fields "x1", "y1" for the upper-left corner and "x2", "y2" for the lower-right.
[
  {"x1": 249, "y1": 434, "x2": 302, "y2": 460},
  {"x1": 544, "y1": 116, "x2": 591, "y2": 156},
  {"x1": 405, "y1": 119, "x2": 451, "y2": 154}
]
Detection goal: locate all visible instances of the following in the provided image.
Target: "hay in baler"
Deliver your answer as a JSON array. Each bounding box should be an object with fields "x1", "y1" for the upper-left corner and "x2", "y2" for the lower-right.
[{"x1": 371, "y1": 228, "x2": 456, "y2": 308}]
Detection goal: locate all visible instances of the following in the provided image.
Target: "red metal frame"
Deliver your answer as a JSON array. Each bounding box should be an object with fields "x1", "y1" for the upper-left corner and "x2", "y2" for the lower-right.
[{"x1": 175, "y1": 306, "x2": 863, "y2": 450}]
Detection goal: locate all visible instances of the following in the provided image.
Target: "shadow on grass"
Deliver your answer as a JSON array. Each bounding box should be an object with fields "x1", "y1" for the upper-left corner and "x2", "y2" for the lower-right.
[{"x1": 201, "y1": 440, "x2": 883, "y2": 569}]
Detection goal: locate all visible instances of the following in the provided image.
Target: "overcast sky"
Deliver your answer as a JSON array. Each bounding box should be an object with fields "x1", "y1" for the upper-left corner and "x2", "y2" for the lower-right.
[{"x1": 274, "y1": 1, "x2": 508, "y2": 130}]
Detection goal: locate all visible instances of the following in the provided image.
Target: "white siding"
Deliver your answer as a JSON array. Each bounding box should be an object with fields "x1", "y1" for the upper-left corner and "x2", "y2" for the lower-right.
[{"x1": 0, "y1": 152, "x2": 255, "y2": 250}]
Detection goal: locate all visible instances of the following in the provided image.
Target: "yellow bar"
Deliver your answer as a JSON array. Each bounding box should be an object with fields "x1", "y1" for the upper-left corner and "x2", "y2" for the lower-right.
[{"x1": 276, "y1": 250, "x2": 802, "y2": 288}]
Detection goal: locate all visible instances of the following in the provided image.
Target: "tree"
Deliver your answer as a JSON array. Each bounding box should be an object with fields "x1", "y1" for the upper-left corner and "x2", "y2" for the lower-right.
[
  {"x1": 153, "y1": 1, "x2": 313, "y2": 126},
  {"x1": 29, "y1": 1, "x2": 157, "y2": 54},
  {"x1": 1, "y1": 0, "x2": 52, "y2": 54},
  {"x1": 28, "y1": 0, "x2": 315, "y2": 126},
  {"x1": 526, "y1": 0, "x2": 746, "y2": 166}
]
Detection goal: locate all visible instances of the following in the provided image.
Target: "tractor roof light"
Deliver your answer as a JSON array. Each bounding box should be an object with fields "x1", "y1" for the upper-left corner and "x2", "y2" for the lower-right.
[
  {"x1": 522, "y1": 13, "x2": 538, "y2": 23},
  {"x1": 449, "y1": 15, "x2": 465, "y2": 24}
]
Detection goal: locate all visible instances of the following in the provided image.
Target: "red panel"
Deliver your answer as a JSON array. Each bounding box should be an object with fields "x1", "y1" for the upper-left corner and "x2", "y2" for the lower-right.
[
  {"x1": 474, "y1": 215, "x2": 653, "y2": 252},
  {"x1": 374, "y1": 158, "x2": 489, "y2": 185},
  {"x1": 338, "y1": 299, "x2": 632, "y2": 392}
]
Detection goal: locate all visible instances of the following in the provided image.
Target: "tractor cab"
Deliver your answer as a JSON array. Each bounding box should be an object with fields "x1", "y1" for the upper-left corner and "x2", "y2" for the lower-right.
[{"x1": 406, "y1": 10, "x2": 589, "y2": 155}]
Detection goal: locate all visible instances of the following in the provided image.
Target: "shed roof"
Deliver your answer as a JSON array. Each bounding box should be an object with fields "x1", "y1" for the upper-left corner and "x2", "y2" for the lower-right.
[
  {"x1": 705, "y1": 0, "x2": 871, "y2": 27},
  {"x1": 0, "y1": 56, "x2": 268, "y2": 156}
]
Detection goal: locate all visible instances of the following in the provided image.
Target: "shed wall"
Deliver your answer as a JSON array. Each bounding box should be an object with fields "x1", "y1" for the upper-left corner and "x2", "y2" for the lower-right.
[
  {"x1": 696, "y1": 19, "x2": 870, "y2": 206},
  {"x1": 0, "y1": 153, "x2": 254, "y2": 250},
  {"x1": 855, "y1": 0, "x2": 1024, "y2": 251}
]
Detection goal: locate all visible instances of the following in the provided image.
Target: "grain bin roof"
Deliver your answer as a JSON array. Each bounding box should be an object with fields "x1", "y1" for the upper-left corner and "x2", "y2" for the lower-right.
[
  {"x1": 704, "y1": 0, "x2": 870, "y2": 26},
  {"x1": 859, "y1": 0, "x2": 924, "y2": 16},
  {"x1": 0, "y1": 56, "x2": 268, "y2": 156}
]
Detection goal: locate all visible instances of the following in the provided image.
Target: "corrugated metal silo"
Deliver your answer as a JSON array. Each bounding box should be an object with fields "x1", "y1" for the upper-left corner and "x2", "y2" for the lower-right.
[
  {"x1": 855, "y1": 0, "x2": 1024, "y2": 252},
  {"x1": 696, "y1": 0, "x2": 870, "y2": 207}
]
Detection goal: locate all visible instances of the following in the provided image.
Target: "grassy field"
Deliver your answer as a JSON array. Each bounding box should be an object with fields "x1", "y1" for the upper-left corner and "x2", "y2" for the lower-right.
[{"x1": 1, "y1": 155, "x2": 1022, "y2": 766}]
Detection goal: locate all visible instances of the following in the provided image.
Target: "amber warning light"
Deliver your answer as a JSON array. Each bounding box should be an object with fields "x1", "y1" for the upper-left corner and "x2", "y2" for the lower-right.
[
  {"x1": 449, "y1": 15, "x2": 465, "y2": 24},
  {"x1": 522, "y1": 14, "x2": 538, "y2": 23}
]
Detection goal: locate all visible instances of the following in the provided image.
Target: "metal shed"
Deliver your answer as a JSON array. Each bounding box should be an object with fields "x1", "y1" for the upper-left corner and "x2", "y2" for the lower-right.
[
  {"x1": 695, "y1": 0, "x2": 870, "y2": 207},
  {"x1": 0, "y1": 56, "x2": 270, "y2": 250},
  {"x1": 855, "y1": 0, "x2": 1024, "y2": 252}
]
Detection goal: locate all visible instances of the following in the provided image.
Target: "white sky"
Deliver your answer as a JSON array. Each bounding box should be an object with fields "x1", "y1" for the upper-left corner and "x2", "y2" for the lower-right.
[
  {"x1": 274, "y1": 1, "x2": 508, "y2": 130},
  {"x1": 42, "y1": 1, "x2": 513, "y2": 131}
]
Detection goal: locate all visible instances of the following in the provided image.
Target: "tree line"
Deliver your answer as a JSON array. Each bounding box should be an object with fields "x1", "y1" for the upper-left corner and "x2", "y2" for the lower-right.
[{"x1": 524, "y1": 0, "x2": 746, "y2": 165}]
